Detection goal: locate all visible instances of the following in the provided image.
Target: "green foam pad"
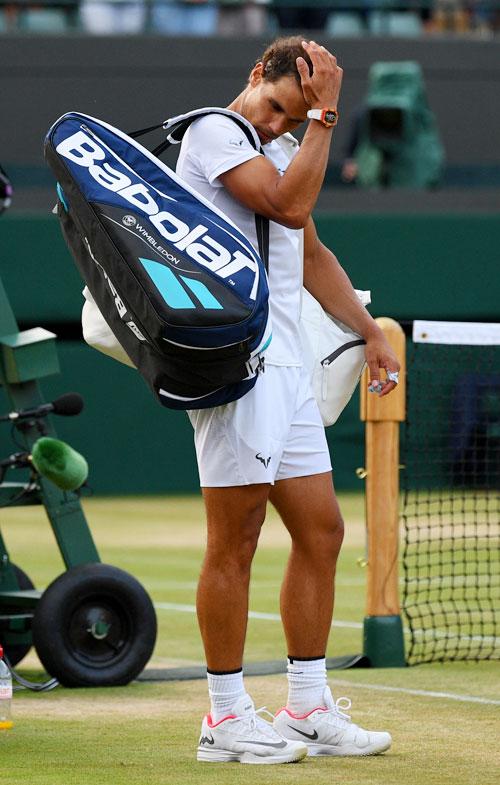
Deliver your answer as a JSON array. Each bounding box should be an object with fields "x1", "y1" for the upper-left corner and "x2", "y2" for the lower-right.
[{"x1": 31, "y1": 437, "x2": 88, "y2": 491}]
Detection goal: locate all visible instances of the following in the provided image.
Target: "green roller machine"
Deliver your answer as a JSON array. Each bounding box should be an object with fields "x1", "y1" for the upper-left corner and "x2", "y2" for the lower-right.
[{"x1": 0, "y1": 271, "x2": 157, "y2": 687}]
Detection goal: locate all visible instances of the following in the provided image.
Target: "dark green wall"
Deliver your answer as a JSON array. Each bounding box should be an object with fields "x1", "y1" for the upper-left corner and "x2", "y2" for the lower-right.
[
  {"x1": 3, "y1": 213, "x2": 499, "y2": 324},
  {"x1": 1, "y1": 211, "x2": 498, "y2": 494},
  {"x1": 315, "y1": 214, "x2": 500, "y2": 322}
]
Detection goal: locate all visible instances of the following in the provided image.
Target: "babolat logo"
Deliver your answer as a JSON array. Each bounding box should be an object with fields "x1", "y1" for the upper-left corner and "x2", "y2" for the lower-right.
[{"x1": 56, "y1": 130, "x2": 259, "y2": 300}]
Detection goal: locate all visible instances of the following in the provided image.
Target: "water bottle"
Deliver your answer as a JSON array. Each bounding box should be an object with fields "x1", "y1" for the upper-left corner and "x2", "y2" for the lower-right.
[{"x1": 0, "y1": 645, "x2": 13, "y2": 730}]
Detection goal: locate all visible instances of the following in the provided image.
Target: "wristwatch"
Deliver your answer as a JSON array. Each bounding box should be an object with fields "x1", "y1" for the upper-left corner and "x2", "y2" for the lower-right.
[{"x1": 306, "y1": 108, "x2": 338, "y2": 128}]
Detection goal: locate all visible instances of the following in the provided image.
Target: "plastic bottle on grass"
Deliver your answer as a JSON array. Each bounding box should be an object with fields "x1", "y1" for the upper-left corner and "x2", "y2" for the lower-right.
[{"x1": 0, "y1": 645, "x2": 13, "y2": 730}]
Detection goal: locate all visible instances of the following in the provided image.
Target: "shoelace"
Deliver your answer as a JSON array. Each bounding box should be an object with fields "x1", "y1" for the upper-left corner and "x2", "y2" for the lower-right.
[
  {"x1": 323, "y1": 697, "x2": 353, "y2": 728},
  {"x1": 235, "y1": 706, "x2": 279, "y2": 739}
]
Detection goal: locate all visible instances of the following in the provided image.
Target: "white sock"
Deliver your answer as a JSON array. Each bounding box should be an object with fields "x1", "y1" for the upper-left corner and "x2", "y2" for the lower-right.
[
  {"x1": 286, "y1": 656, "x2": 327, "y2": 715},
  {"x1": 207, "y1": 668, "x2": 246, "y2": 723}
]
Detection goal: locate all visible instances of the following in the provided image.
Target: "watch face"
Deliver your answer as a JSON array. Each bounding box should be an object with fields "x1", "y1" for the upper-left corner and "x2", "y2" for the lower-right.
[{"x1": 324, "y1": 110, "x2": 337, "y2": 125}]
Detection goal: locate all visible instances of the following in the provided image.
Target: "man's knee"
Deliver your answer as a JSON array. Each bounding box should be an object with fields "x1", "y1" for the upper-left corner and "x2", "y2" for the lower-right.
[
  {"x1": 317, "y1": 513, "x2": 344, "y2": 559},
  {"x1": 204, "y1": 488, "x2": 268, "y2": 571},
  {"x1": 293, "y1": 510, "x2": 344, "y2": 560}
]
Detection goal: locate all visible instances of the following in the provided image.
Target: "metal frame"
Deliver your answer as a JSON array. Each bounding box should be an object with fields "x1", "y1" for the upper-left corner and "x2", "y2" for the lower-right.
[{"x1": 0, "y1": 274, "x2": 99, "y2": 653}]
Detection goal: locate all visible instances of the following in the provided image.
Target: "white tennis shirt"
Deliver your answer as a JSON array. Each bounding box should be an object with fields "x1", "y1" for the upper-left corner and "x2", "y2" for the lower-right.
[{"x1": 176, "y1": 113, "x2": 303, "y2": 367}]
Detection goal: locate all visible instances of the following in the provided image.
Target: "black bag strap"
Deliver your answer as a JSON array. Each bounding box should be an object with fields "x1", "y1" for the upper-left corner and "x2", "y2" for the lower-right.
[
  {"x1": 255, "y1": 213, "x2": 269, "y2": 273},
  {"x1": 128, "y1": 122, "x2": 165, "y2": 139},
  {"x1": 130, "y1": 109, "x2": 270, "y2": 271},
  {"x1": 129, "y1": 108, "x2": 261, "y2": 157}
]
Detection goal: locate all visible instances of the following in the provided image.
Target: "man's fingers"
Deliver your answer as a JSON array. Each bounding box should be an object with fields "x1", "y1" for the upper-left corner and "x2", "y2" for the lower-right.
[
  {"x1": 296, "y1": 56, "x2": 310, "y2": 81},
  {"x1": 302, "y1": 39, "x2": 339, "y2": 73},
  {"x1": 367, "y1": 360, "x2": 381, "y2": 386},
  {"x1": 379, "y1": 380, "x2": 397, "y2": 397},
  {"x1": 367, "y1": 357, "x2": 401, "y2": 395},
  {"x1": 299, "y1": 40, "x2": 343, "y2": 109}
]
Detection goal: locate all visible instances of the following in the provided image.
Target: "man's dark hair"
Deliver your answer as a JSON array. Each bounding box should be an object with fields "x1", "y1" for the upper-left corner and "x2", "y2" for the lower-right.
[{"x1": 259, "y1": 36, "x2": 313, "y2": 85}]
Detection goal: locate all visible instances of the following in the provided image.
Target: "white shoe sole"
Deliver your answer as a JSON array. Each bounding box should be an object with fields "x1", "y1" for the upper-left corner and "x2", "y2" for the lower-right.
[
  {"x1": 197, "y1": 746, "x2": 307, "y2": 764},
  {"x1": 306, "y1": 738, "x2": 392, "y2": 757}
]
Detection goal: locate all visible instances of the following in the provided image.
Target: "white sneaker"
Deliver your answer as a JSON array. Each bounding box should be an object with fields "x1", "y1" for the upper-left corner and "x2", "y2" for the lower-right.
[
  {"x1": 197, "y1": 694, "x2": 308, "y2": 764},
  {"x1": 274, "y1": 686, "x2": 392, "y2": 757}
]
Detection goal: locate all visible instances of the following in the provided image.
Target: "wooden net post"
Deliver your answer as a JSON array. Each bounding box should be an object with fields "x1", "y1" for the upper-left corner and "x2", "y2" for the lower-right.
[{"x1": 359, "y1": 317, "x2": 406, "y2": 667}]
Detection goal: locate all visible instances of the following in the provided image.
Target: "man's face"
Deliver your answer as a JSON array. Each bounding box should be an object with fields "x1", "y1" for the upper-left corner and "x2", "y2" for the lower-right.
[{"x1": 242, "y1": 64, "x2": 309, "y2": 145}]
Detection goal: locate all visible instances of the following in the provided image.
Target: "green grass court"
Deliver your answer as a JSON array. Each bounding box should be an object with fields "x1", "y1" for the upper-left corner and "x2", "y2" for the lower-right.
[{"x1": 1, "y1": 494, "x2": 499, "y2": 785}]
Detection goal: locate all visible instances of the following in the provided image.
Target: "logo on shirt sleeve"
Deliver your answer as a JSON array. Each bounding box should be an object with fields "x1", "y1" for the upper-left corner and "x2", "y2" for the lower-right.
[{"x1": 229, "y1": 138, "x2": 244, "y2": 147}]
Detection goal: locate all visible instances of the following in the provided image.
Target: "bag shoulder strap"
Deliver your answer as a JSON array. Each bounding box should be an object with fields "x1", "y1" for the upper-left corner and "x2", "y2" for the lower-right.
[
  {"x1": 130, "y1": 108, "x2": 270, "y2": 269},
  {"x1": 130, "y1": 107, "x2": 262, "y2": 155}
]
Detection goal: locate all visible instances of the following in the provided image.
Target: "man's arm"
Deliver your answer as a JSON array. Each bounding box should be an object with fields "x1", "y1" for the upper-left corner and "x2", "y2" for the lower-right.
[
  {"x1": 303, "y1": 218, "x2": 400, "y2": 397},
  {"x1": 220, "y1": 42, "x2": 343, "y2": 229}
]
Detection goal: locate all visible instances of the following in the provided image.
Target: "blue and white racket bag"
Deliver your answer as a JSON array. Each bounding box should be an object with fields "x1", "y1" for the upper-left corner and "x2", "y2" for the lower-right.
[{"x1": 44, "y1": 110, "x2": 271, "y2": 410}]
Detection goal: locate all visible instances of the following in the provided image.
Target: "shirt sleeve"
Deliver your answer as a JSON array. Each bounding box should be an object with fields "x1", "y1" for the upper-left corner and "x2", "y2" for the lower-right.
[{"x1": 186, "y1": 115, "x2": 261, "y2": 188}]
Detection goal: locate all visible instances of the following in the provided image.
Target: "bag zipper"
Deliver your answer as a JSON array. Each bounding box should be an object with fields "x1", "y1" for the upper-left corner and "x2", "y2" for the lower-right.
[{"x1": 320, "y1": 339, "x2": 366, "y2": 401}]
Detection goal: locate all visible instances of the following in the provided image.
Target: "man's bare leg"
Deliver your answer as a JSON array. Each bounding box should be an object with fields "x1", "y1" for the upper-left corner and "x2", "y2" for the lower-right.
[
  {"x1": 270, "y1": 471, "x2": 344, "y2": 657},
  {"x1": 196, "y1": 483, "x2": 270, "y2": 671},
  {"x1": 196, "y1": 482, "x2": 309, "y2": 764},
  {"x1": 270, "y1": 472, "x2": 392, "y2": 755}
]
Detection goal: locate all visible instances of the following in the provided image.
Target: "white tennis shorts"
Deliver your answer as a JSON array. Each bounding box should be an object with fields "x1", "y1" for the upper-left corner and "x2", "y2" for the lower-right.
[{"x1": 187, "y1": 364, "x2": 332, "y2": 487}]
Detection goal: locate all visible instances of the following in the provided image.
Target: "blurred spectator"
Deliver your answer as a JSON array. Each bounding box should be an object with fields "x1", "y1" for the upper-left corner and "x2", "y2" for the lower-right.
[
  {"x1": 218, "y1": 0, "x2": 269, "y2": 35},
  {"x1": 80, "y1": 0, "x2": 146, "y2": 33},
  {"x1": 340, "y1": 106, "x2": 364, "y2": 183},
  {"x1": 151, "y1": 0, "x2": 217, "y2": 35},
  {"x1": 271, "y1": 1, "x2": 332, "y2": 30},
  {"x1": 431, "y1": 0, "x2": 470, "y2": 32},
  {"x1": 470, "y1": 0, "x2": 500, "y2": 34}
]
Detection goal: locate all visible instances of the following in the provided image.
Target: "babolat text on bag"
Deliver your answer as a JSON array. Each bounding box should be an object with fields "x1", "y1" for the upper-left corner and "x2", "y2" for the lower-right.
[{"x1": 44, "y1": 111, "x2": 271, "y2": 410}]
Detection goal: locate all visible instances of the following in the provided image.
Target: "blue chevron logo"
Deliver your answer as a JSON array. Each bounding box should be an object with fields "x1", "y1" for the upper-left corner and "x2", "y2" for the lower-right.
[{"x1": 139, "y1": 257, "x2": 223, "y2": 310}]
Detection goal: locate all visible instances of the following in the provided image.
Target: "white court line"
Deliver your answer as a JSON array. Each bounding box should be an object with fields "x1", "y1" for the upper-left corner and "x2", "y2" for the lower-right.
[
  {"x1": 154, "y1": 602, "x2": 363, "y2": 630},
  {"x1": 333, "y1": 679, "x2": 500, "y2": 706},
  {"x1": 155, "y1": 602, "x2": 498, "y2": 643}
]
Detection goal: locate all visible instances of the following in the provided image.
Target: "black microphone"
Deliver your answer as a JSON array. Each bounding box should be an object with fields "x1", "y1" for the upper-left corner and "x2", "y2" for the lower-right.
[{"x1": 0, "y1": 393, "x2": 84, "y2": 422}]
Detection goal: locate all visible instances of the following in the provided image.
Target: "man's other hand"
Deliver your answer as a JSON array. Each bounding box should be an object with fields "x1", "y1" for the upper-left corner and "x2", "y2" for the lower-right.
[{"x1": 364, "y1": 334, "x2": 401, "y2": 398}]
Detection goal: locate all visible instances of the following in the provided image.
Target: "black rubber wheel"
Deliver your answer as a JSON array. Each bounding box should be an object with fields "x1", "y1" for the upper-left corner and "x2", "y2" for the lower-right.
[
  {"x1": 32, "y1": 563, "x2": 157, "y2": 687},
  {"x1": 0, "y1": 564, "x2": 35, "y2": 667}
]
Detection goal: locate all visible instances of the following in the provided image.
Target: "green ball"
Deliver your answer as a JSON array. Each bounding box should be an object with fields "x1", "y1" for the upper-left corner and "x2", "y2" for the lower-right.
[{"x1": 31, "y1": 437, "x2": 88, "y2": 491}]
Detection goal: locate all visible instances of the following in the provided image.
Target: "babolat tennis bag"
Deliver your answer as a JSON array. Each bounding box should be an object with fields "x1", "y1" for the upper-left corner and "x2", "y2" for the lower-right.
[{"x1": 44, "y1": 109, "x2": 271, "y2": 410}]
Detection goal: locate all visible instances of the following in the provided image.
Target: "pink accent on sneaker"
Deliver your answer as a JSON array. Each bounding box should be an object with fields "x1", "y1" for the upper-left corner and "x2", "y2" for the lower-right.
[
  {"x1": 207, "y1": 713, "x2": 237, "y2": 728},
  {"x1": 275, "y1": 706, "x2": 327, "y2": 720}
]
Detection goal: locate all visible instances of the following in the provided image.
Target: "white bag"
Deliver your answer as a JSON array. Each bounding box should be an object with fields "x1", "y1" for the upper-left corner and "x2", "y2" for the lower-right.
[
  {"x1": 82, "y1": 282, "x2": 368, "y2": 426},
  {"x1": 81, "y1": 287, "x2": 135, "y2": 368},
  {"x1": 299, "y1": 288, "x2": 370, "y2": 427}
]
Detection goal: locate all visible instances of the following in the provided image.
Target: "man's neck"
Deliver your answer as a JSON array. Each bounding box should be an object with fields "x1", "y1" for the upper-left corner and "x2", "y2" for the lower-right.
[{"x1": 227, "y1": 91, "x2": 247, "y2": 119}]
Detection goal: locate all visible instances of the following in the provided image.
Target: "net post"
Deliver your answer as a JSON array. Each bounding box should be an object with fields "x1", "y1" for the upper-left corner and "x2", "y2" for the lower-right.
[{"x1": 360, "y1": 317, "x2": 406, "y2": 667}]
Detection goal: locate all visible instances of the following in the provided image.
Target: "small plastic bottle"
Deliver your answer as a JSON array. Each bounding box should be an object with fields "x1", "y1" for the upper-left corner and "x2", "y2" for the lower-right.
[{"x1": 0, "y1": 645, "x2": 13, "y2": 730}]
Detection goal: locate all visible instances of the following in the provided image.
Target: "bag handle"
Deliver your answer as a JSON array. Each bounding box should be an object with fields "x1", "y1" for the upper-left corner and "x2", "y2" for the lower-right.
[{"x1": 130, "y1": 109, "x2": 270, "y2": 271}]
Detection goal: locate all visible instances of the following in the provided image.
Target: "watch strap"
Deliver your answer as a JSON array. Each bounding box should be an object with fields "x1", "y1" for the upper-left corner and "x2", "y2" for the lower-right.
[{"x1": 306, "y1": 108, "x2": 338, "y2": 127}]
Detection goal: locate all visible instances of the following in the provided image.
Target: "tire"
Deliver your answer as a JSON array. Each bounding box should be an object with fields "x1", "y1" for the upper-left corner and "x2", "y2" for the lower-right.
[
  {"x1": 0, "y1": 564, "x2": 35, "y2": 667},
  {"x1": 32, "y1": 563, "x2": 157, "y2": 687}
]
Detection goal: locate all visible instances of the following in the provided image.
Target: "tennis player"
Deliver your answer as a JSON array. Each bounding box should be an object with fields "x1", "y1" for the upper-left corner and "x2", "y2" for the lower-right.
[{"x1": 177, "y1": 36, "x2": 400, "y2": 764}]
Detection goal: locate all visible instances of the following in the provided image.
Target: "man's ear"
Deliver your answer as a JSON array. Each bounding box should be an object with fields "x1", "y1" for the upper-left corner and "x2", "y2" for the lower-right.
[{"x1": 249, "y1": 62, "x2": 264, "y2": 87}]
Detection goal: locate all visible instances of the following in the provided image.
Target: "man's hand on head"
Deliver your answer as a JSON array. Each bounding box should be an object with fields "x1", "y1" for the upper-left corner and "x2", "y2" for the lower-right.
[{"x1": 296, "y1": 40, "x2": 343, "y2": 111}]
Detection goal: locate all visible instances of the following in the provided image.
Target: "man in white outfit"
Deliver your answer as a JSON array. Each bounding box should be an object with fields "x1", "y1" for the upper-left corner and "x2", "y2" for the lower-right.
[{"x1": 177, "y1": 36, "x2": 400, "y2": 765}]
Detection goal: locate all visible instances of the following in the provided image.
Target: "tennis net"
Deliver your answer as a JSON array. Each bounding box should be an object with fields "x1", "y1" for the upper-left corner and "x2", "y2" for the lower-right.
[{"x1": 401, "y1": 321, "x2": 500, "y2": 664}]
